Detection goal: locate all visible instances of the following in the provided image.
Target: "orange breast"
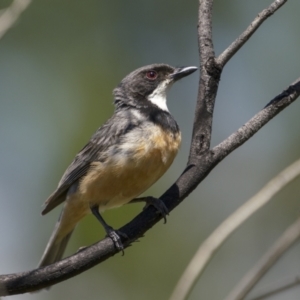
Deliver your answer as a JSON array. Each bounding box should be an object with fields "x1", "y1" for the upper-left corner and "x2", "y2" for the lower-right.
[{"x1": 78, "y1": 125, "x2": 181, "y2": 210}]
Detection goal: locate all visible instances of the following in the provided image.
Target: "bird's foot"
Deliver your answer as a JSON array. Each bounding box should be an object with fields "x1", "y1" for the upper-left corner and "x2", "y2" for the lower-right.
[
  {"x1": 106, "y1": 228, "x2": 128, "y2": 255},
  {"x1": 143, "y1": 196, "x2": 169, "y2": 224}
]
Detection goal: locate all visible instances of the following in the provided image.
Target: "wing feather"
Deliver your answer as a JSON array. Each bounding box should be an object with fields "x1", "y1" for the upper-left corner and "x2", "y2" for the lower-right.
[{"x1": 42, "y1": 111, "x2": 139, "y2": 214}]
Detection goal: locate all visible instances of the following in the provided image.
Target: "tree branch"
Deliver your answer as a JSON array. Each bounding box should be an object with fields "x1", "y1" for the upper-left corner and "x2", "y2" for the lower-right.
[
  {"x1": 216, "y1": 0, "x2": 287, "y2": 68},
  {"x1": 0, "y1": 0, "x2": 32, "y2": 40},
  {"x1": 250, "y1": 276, "x2": 300, "y2": 300},
  {"x1": 189, "y1": 0, "x2": 219, "y2": 162},
  {"x1": 212, "y1": 78, "x2": 300, "y2": 162},
  {"x1": 0, "y1": 0, "x2": 299, "y2": 295},
  {"x1": 169, "y1": 158, "x2": 300, "y2": 300},
  {"x1": 225, "y1": 217, "x2": 300, "y2": 300}
]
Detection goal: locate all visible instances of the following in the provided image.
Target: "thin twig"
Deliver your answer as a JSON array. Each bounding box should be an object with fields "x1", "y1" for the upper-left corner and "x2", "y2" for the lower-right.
[
  {"x1": 216, "y1": 0, "x2": 287, "y2": 68},
  {"x1": 0, "y1": 0, "x2": 32, "y2": 40},
  {"x1": 224, "y1": 218, "x2": 300, "y2": 300},
  {"x1": 250, "y1": 276, "x2": 300, "y2": 300},
  {"x1": 169, "y1": 158, "x2": 300, "y2": 300}
]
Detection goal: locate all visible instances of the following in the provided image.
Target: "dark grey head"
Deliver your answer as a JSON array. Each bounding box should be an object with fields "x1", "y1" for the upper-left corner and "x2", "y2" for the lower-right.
[{"x1": 113, "y1": 64, "x2": 197, "y2": 112}]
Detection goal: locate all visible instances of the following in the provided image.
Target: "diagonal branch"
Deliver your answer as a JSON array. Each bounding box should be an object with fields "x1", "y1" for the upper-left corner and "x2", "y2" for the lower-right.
[
  {"x1": 216, "y1": 0, "x2": 287, "y2": 68},
  {"x1": 225, "y1": 217, "x2": 300, "y2": 300},
  {"x1": 212, "y1": 79, "x2": 300, "y2": 162},
  {"x1": 0, "y1": 0, "x2": 32, "y2": 40},
  {"x1": 250, "y1": 276, "x2": 300, "y2": 300},
  {"x1": 169, "y1": 158, "x2": 300, "y2": 300}
]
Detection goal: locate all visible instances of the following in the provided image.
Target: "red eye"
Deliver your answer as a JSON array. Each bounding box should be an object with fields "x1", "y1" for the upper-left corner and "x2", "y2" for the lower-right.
[{"x1": 146, "y1": 70, "x2": 158, "y2": 80}]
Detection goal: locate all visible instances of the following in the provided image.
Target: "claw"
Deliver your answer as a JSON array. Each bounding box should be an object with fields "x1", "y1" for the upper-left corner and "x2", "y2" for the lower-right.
[
  {"x1": 143, "y1": 197, "x2": 169, "y2": 224},
  {"x1": 106, "y1": 229, "x2": 128, "y2": 255}
]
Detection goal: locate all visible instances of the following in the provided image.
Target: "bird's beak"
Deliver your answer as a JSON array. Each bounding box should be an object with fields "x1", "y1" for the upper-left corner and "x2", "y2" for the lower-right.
[{"x1": 170, "y1": 66, "x2": 198, "y2": 81}]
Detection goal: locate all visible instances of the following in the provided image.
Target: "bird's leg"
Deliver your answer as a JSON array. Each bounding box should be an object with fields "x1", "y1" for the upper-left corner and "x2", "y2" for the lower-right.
[
  {"x1": 90, "y1": 205, "x2": 127, "y2": 253},
  {"x1": 129, "y1": 196, "x2": 169, "y2": 224}
]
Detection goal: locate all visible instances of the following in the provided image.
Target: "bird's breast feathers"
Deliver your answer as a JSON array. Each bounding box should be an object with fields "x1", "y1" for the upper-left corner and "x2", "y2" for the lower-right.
[{"x1": 78, "y1": 123, "x2": 181, "y2": 210}]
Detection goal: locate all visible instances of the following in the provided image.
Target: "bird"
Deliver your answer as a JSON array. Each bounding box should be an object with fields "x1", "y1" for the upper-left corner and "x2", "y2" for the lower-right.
[{"x1": 39, "y1": 63, "x2": 197, "y2": 267}]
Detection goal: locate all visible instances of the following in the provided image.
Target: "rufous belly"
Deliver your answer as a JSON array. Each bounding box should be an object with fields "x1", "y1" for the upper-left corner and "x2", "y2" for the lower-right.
[{"x1": 78, "y1": 125, "x2": 181, "y2": 211}]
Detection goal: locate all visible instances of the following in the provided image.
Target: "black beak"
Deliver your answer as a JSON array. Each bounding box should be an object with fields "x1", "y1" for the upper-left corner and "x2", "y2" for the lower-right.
[{"x1": 170, "y1": 66, "x2": 198, "y2": 81}]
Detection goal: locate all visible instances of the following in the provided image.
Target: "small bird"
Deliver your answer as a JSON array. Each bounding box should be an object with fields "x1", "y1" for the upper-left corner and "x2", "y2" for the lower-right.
[{"x1": 39, "y1": 63, "x2": 197, "y2": 267}]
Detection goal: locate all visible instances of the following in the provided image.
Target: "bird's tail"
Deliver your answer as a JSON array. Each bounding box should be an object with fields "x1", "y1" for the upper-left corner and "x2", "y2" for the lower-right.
[{"x1": 38, "y1": 212, "x2": 76, "y2": 268}]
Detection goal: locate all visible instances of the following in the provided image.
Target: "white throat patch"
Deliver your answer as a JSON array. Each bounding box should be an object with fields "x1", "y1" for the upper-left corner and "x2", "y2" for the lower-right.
[{"x1": 147, "y1": 79, "x2": 172, "y2": 112}]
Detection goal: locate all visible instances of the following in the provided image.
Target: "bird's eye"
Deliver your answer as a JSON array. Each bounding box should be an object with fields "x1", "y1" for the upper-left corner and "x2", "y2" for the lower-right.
[{"x1": 146, "y1": 70, "x2": 158, "y2": 80}]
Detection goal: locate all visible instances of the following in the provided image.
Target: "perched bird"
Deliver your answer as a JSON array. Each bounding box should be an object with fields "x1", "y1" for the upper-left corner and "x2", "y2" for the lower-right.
[{"x1": 39, "y1": 63, "x2": 197, "y2": 267}]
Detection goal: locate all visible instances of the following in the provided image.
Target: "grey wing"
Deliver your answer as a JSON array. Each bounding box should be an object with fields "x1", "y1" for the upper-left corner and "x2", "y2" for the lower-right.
[
  {"x1": 41, "y1": 113, "x2": 133, "y2": 215},
  {"x1": 41, "y1": 142, "x2": 97, "y2": 215}
]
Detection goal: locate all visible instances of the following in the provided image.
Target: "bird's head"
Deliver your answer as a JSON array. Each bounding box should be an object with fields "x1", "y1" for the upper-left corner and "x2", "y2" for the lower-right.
[{"x1": 113, "y1": 64, "x2": 197, "y2": 112}]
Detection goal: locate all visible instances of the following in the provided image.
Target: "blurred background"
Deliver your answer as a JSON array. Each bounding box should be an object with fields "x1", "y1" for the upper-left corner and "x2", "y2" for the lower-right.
[{"x1": 0, "y1": 0, "x2": 299, "y2": 299}]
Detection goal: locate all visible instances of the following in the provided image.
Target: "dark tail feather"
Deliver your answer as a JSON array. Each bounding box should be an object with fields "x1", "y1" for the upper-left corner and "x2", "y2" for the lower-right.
[{"x1": 38, "y1": 221, "x2": 74, "y2": 268}]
